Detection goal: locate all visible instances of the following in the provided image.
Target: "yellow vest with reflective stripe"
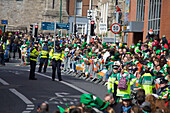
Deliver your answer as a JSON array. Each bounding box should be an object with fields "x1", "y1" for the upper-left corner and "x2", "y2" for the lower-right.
[
  {"x1": 30, "y1": 47, "x2": 39, "y2": 61},
  {"x1": 49, "y1": 48, "x2": 64, "y2": 61}
]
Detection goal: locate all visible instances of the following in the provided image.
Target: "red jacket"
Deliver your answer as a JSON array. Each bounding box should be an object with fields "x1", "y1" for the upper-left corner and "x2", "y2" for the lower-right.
[{"x1": 152, "y1": 41, "x2": 160, "y2": 49}]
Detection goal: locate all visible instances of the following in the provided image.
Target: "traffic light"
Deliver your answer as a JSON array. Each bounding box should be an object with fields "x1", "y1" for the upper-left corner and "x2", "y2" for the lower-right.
[
  {"x1": 90, "y1": 21, "x2": 95, "y2": 36},
  {"x1": 34, "y1": 25, "x2": 38, "y2": 37},
  {"x1": 30, "y1": 24, "x2": 33, "y2": 35}
]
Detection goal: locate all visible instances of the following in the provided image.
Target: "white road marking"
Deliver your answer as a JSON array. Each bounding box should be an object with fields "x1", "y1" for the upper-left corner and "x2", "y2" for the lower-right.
[
  {"x1": 27, "y1": 105, "x2": 35, "y2": 107},
  {"x1": 9, "y1": 88, "x2": 33, "y2": 105},
  {"x1": 0, "y1": 78, "x2": 9, "y2": 85},
  {"x1": 26, "y1": 108, "x2": 34, "y2": 110},
  {"x1": 22, "y1": 111, "x2": 31, "y2": 113},
  {"x1": 35, "y1": 72, "x2": 89, "y2": 94},
  {"x1": 55, "y1": 92, "x2": 69, "y2": 97}
]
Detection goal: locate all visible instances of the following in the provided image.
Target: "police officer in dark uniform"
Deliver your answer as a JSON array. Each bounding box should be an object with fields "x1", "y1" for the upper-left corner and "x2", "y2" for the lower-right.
[
  {"x1": 0, "y1": 41, "x2": 5, "y2": 65},
  {"x1": 29, "y1": 42, "x2": 39, "y2": 80},
  {"x1": 38, "y1": 41, "x2": 49, "y2": 73},
  {"x1": 49, "y1": 43, "x2": 64, "y2": 81}
]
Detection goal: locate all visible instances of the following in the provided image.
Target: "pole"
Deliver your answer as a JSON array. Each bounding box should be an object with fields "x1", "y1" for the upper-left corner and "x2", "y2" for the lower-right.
[
  {"x1": 59, "y1": 0, "x2": 62, "y2": 37},
  {"x1": 87, "y1": 0, "x2": 92, "y2": 44},
  {"x1": 74, "y1": 0, "x2": 77, "y2": 36},
  {"x1": 114, "y1": 12, "x2": 119, "y2": 43},
  {"x1": 54, "y1": 20, "x2": 57, "y2": 52}
]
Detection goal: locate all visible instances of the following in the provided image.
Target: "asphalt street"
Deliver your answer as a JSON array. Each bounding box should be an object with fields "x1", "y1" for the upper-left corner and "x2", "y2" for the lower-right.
[{"x1": 0, "y1": 58, "x2": 107, "y2": 113}]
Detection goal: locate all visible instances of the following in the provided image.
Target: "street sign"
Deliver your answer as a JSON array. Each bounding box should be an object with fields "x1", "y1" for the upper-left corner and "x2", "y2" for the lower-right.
[
  {"x1": 110, "y1": 23, "x2": 121, "y2": 34},
  {"x1": 103, "y1": 37, "x2": 119, "y2": 43},
  {"x1": 56, "y1": 23, "x2": 70, "y2": 30},
  {"x1": 99, "y1": 23, "x2": 107, "y2": 32},
  {"x1": 41, "y1": 22, "x2": 54, "y2": 31},
  {"x1": 41, "y1": 22, "x2": 70, "y2": 30},
  {"x1": 1, "y1": 20, "x2": 8, "y2": 25},
  {"x1": 87, "y1": 10, "x2": 93, "y2": 19}
]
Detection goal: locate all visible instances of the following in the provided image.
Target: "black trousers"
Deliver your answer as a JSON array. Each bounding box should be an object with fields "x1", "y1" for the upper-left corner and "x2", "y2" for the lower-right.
[
  {"x1": 38, "y1": 58, "x2": 48, "y2": 72},
  {"x1": 0, "y1": 53, "x2": 5, "y2": 65},
  {"x1": 29, "y1": 60, "x2": 36, "y2": 79},
  {"x1": 52, "y1": 59, "x2": 62, "y2": 80}
]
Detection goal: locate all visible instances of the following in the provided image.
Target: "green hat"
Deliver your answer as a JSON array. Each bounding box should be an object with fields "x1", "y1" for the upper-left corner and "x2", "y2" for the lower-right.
[
  {"x1": 82, "y1": 42, "x2": 87, "y2": 47},
  {"x1": 81, "y1": 47, "x2": 84, "y2": 49},
  {"x1": 137, "y1": 43, "x2": 141, "y2": 47},
  {"x1": 163, "y1": 48, "x2": 168, "y2": 51},
  {"x1": 26, "y1": 41, "x2": 29, "y2": 44},
  {"x1": 74, "y1": 44, "x2": 77, "y2": 47},
  {"x1": 131, "y1": 62, "x2": 136, "y2": 65},
  {"x1": 156, "y1": 50, "x2": 161, "y2": 55},
  {"x1": 153, "y1": 70, "x2": 158, "y2": 74},
  {"x1": 94, "y1": 97, "x2": 110, "y2": 110},
  {"x1": 136, "y1": 49, "x2": 140, "y2": 53},
  {"x1": 80, "y1": 94, "x2": 96, "y2": 107},
  {"x1": 102, "y1": 42, "x2": 106, "y2": 47},
  {"x1": 122, "y1": 94, "x2": 132, "y2": 100},
  {"x1": 153, "y1": 47, "x2": 157, "y2": 50}
]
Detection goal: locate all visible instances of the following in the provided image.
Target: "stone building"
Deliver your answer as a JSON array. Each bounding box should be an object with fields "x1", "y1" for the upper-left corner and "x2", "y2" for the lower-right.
[
  {"x1": 0, "y1": 0, "x2": 68, "y2": 34},
  {"x1": 94, "y1": 0, "x2": 123, "y2": 39}
]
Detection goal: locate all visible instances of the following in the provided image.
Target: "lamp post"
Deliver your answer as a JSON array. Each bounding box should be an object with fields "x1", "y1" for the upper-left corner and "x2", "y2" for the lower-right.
[
  {"x1": 59, "y1": 0, "x2": 62, "y2": 37},
  {"x1": 73, "y1": 0, "x2": 77, "y2": 36}
]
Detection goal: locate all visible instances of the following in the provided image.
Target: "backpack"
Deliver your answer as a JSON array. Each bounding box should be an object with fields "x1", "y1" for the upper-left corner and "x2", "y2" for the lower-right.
[{"x1": 118, "y1": 73, "x2": 129, "y2": 90}]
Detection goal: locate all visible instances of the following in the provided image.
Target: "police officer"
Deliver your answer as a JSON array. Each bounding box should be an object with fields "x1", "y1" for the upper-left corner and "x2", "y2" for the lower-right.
[
  {"x1": 38, "y1": 41, "x2": 49, "y2": 73},
  {"x1": 0, "y1": 41, "x2": 5, "y2": 65},
  {"x1": 29, "y1": 42, "x2": 39, "y2": 80},
  {"x1": 49, "y1": 43, "x2": 64, "y2": 81}
]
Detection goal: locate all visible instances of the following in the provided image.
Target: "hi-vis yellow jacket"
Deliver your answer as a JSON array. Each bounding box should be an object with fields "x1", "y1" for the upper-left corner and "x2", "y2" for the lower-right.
[
  {"x1": 49, "y1": 48, "x2": 64, "y2": 61},
  {"x1": 30, "y1": 47, "x2": 39, "y2": 61}
]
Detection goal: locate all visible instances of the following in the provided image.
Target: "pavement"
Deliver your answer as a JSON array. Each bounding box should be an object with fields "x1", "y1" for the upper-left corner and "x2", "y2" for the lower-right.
[{"x1": 0, "y1": 57, "x2": 107, "y2": 113}]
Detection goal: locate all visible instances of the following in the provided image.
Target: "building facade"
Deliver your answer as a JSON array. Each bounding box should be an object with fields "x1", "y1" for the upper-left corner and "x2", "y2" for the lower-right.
[
  {"x1": 124, "y1": 0, "x2": 170, "y2": 46},
  {"x1": 67, "y1": 0, "x2": 98, "y2": 35},
  {"x1": 0, "y1": 0, "x2": 68, "y2": 34}
]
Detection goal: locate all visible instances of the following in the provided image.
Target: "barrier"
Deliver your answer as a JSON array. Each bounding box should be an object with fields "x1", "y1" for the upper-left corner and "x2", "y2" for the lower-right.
[{"x1": 61, "y1": 55, "x2": 111, "y2": 86}]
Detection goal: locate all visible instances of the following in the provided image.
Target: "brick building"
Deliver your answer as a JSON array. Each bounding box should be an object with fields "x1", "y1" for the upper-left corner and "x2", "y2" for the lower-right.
[
  {"x1": 0, "y1": 0, "x2": 68, "y2": 34},
  {"x1": 123, "y1": 0, "x2": 170, "y2": 46},
  {"x1": 67, "y1": 0, "x2": 97, "y2": 35}
]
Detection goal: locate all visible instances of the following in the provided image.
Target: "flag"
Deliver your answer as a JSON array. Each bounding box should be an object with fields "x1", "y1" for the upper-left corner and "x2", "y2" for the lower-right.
[
  {"x1": 63, "y1": 53, "x2": 67, "y2": 59},
  {"x1": 93, "y1": 64, "x2": 97, "y2": 71},
  {"x1": 97, "y1": 69, "x2": 108, "y2": 77},
  {"x1": 96, "y1": 61, "x2": 100, "y2": 69},
  {"x1": 85, "y1": 70, "x2": 88, "y2": 77},
  {"x1": 75, "y1": 63, "x2": 84, "y2": 71}
]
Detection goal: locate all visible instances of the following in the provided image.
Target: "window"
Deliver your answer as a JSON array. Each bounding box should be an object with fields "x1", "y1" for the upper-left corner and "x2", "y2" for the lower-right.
[
  {"x1": 136, "y1": 0, "x2": 145, "y2": 21},
  {"x1": 75, "y1": 24, "x2": 87, "y2": 35},
  {"x1": 76, "y1": 0, "x2": 82, "y2": 16},
  {"x1": 148, "y1": 0, "x2": 162, "y2": 35}
]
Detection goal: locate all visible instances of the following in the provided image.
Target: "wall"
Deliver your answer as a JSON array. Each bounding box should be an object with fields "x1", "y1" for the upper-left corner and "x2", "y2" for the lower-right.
[
  {"x1": 160, "y1": 0, "x2": 170, "y2": 40},
  {"x1": 0, "y1": 0, "x2": 68, "y2": 32}
]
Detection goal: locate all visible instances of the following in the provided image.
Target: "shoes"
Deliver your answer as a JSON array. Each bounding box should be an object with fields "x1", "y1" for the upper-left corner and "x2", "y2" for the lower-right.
[
  {"x1": 38, "y1": 70, "x2": 41, "y2": 73},
  {"x1": 59, "y1": 79, "x2": 62, "y2": 81},
  {"x1": 52, "y1": 78, "x2": 55, "y2": 81},
  {"x1": 29, "y1": 78, "x2": 37, "y2": 80}
]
